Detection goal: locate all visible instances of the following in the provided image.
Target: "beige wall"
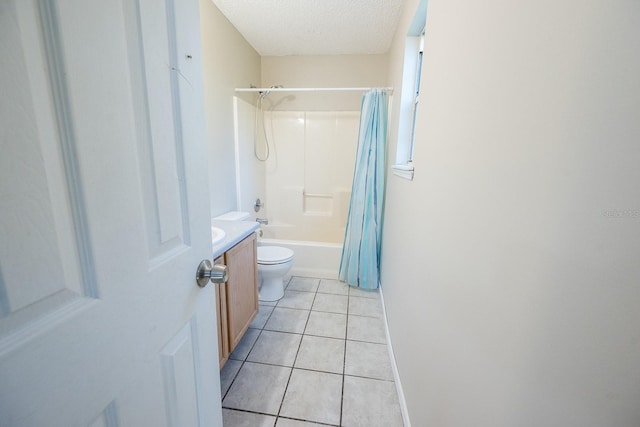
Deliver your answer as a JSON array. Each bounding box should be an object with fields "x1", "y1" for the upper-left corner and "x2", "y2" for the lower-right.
[
  {"x1": 199, "y1": 0, "x2": 261, "y2": 216},
  {"x1": 381, "y1": 0, "x2": 640, "y2": 426},
  {"x1": 261, "y1": 55, "x2": 388, "y2": 110}
]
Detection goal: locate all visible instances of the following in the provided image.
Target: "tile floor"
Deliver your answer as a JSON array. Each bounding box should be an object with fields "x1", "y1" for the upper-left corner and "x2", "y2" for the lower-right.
[{"x1": 220, "y1": 276, "x2": 404, "y2": 427}]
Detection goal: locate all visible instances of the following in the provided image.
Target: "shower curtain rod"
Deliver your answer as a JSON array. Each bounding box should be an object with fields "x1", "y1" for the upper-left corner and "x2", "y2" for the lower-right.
[{"x1": 235, "y1": 87, "x2": 393, "y2": 93}]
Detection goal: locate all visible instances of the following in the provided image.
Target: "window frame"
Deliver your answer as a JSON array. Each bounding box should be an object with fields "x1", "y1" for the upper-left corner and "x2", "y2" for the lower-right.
[
  {"x1": 392, "y1": 0, "x2": 427, "y2": 181},
  {"x1": 408, "y1": 30, "x2": 425, "y2": 162}
]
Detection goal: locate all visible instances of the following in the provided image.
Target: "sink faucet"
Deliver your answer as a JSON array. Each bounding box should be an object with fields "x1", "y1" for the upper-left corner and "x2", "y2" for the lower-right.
[{"x1": 256, "y1": 218, "x2": 269, "y2": 225}]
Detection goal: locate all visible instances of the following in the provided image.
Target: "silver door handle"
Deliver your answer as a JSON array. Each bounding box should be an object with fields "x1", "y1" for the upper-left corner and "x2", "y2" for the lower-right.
[{"x1": 196, "y1": 260, "x2": 229, "y2": 288}]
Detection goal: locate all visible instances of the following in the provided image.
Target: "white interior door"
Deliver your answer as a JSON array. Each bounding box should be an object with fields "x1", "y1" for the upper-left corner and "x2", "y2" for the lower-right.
[{"x1": 0, "y1": 0, "x2": 222, "y2": 426}]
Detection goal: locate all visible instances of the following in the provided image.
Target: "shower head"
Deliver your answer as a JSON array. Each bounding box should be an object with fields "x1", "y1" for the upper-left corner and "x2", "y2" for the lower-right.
[{"x1": 259, "y1": 85, "x2": 284, "y2": 99}]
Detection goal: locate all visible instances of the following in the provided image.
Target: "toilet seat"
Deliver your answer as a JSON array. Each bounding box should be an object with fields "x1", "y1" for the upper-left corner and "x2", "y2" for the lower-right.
[{"x1": 257, "y1": 246, "x2": 294, "y2": 265}]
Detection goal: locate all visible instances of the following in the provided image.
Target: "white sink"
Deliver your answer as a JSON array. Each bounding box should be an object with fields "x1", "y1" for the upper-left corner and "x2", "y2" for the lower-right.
[{"x1": 211, "y1": 226, "x2": 226, "y2": 246}]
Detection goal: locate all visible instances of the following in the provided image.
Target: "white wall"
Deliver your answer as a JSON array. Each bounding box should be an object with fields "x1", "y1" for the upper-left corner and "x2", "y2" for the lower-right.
[
  {"x1": 199, "y1": 0, "x2": 261, "y2": 216},
  {"x1": 261, "y1": 55, "x2": 389, "y2": 111},
  {"x1": 262, "y1": 110, "x2": 359, "y2": 242},
  {"x1": 233, "y1": 96, "x2": 265, "y2": 218},
  {"x1": 381, "y1": 0, "x2": 640, "y2": 426},
  {"x1": 256, "y1": 54, "x2": 389, "y2": 241}
]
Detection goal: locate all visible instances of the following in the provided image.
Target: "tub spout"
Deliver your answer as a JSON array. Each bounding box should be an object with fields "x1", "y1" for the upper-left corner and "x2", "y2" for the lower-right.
[{"x1": 256, "y1": 218, "x2": 269, "y2": 225}]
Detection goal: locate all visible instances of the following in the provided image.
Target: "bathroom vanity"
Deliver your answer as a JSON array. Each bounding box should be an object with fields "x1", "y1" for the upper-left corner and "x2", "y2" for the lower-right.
[{"x1": 212, "y1": 220, "x2": 260, "y2": 368}]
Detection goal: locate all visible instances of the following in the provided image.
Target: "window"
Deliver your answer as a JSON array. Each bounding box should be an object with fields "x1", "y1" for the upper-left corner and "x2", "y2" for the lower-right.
[
  {"x1": 409, "y1": 30, "x2": 425, "y2": 162},
  {"x1": 392, "y1": 0, "x2": 427, "y2": 181}
]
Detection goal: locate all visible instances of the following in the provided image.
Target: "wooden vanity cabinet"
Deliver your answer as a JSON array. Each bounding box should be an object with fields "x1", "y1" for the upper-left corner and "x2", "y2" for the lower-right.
[
  {"x1": 224, "y1": 233, "x2": 259, "y2": 352},
  {"x1": 216, "y1": 232, "x2": 258, "y2": 369}
]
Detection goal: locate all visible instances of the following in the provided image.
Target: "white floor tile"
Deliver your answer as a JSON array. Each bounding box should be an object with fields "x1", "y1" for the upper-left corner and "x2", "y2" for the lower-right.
[
  {"x1": 220, "y1": 276, "x2": 403, "y2": 427},
  {"x1": 229, "y1": 328, "x2": 261, "y2": 361},
  {"x1": 348, "y1": 296, "x2": 382, "y2": 318},
  {"x1": 345, "y1": 340, "x2": 393, "y2": 381},
  {"x1": 287, "y1": 277, "x2": 320, "y2": 292},
  {"x1": 342, "y1": 376, "x2": 403, "y2": 427},
  {"x1": 347, "y1": 315, "x2": 386, "y2": 344},
  {"x1": 294, "y1": 335, "x2": 345, "y2": 374},
  {"x1": 277, "y1": 290, "x2": 316, "y2": 310},
  {"x1": 318, "y1": 279, "x2": 349, "y2": 295},
  {"x1": 247, "y1": 330, "x2": 302, "y2": 367},
  {"x1": 280, "y1": 369, "x2": 342, "y2": 425},
  {"x1": 276, "y1": 418, "x2": 326, "y2": 426},
  {"x1": 222, "y1": 409, "x2": 276, "y2": 427},
  {"x1": 251, "y1": 304, "x2": 276, "y2": 329},
  {"x1": 223, "y1": 362, "x2": 291, "y2": 415},
  {"x1": 304, "y1": 311, "x2": 347, "y2": 339},
  {"x1": 349, "y1": 286, "x2": 381, "y2": 299},
  {"x1": 220, "y1": 359, "x2": 242, "y2": 397},
  {"x1": 264, "y1": 307, "x2": 310, "y2": 334},
  {"x1": 312, "y1": 293, "x2": 348, "y2": 314}
]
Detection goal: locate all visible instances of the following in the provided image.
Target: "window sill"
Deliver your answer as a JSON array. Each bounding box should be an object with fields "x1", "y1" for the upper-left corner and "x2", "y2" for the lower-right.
[{"x1": 391, "y1": 163, "x2": 414, "y2": 180}]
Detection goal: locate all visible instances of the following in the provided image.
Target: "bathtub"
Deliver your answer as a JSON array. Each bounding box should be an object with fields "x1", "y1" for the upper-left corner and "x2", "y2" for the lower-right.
[{"x1": 258, "y1": 224, "x2": 342, "y2": 279}]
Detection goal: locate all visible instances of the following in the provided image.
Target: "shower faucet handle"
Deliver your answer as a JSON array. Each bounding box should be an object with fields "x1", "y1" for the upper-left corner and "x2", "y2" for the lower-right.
[
  {"x1": 254, "y1": 198, "x2": 263, "y2": 212},
  {"x1": 256, "y1": 218, "x2": 269, "y2": 225}
]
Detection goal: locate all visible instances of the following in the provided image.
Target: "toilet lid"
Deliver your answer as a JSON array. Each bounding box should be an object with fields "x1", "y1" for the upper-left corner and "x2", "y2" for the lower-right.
[{"x1": 257, "y1": 246, "x2": 294, "y2": 265}]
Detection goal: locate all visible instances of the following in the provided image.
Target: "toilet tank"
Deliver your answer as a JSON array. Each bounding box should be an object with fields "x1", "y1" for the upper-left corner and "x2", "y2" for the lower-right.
[{"x1": 213, "y1": 211, "x2": 251, "y2": 221}]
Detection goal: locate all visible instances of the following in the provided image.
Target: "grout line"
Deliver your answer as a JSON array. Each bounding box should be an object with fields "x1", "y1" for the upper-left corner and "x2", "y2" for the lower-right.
[
  {"x1": 224, "y1": 406, "x2": 340, "y2": 427},
  {"x1": 223, "y1": 296, "x2": 281, "y2": 401},
  {"x1": 219, "y1": 407, "x2": 277, "y2": 419},
  {"x1": 221, "y1": 407, "x2": 338, "y2": 426},
  {"x1": 344, "y1": 311, "x2": 382, "y2": 319},
  {"x1": 222, "y1": 327, "x2": 263, "y2": 401},
  {"x1": 246, "y1": 330, "x2": 306, "y2": 340},
  {"x1": 310, "y1": 309, "x2": 348, "y2": 315},
  {"x1": 277, "y1": 415, "x2": 339, "y2": 426},
  {"x1": 343, "y1": 372, "x2": 396, "y2": 383},
  {"x1": 226, "y1": 276, "x2": 393, "y2": 426},
  {"x1": 242, "y1": 360, "x2": 343, "y2": 375},
  {"x1": 273, "y1": 367, "x2": 294, "y2": 424},
  {"x1": 274, "y1": 283, "x2": 317, "y2": 423},
  {"x1": 303, "y1": 332, "x2": 346, "y2": 340},
  {"x1": 344, "y1": 337, "x2": 387, "y2": 345},
  {"x1": 257, "y1": 301, "x2": 278, "y2": 329},
  {"x1": 339, "y1": 286, "x2": 350, "y2": 426}
]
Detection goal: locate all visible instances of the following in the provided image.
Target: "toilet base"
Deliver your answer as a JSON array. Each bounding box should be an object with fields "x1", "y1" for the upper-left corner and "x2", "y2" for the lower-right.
[{"x1": 258, "y1": 276, "x2": 285, "y2": 302}]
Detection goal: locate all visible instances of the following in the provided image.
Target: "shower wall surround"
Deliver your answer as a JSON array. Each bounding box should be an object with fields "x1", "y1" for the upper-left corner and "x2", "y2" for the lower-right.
[
  {"x1": 263, "y1": 110, "x2": 359, "y2": 243},
  {"x1": 233, "y1": 96, "x2": 359, "y2": 243}
]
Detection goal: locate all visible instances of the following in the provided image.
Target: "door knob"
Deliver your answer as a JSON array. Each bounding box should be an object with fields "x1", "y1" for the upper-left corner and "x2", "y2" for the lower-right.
[{"x1": 196, "y1": 260, "x2": 229, "y2": 288}]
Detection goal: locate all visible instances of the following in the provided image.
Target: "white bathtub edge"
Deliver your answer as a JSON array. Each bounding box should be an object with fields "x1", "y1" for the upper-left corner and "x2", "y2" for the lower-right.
[
  {"x1": 289, "y1": 267, "x2": 338, "y2": 280},
  {"x1": 259, "y1": 238, "x2": 342, "y2": 280}
]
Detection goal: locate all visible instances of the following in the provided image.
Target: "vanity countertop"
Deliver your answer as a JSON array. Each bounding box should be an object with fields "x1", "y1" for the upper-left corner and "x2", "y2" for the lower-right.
[{"x1": 211, "y1": 220, "x2": 260, "y2": 258}]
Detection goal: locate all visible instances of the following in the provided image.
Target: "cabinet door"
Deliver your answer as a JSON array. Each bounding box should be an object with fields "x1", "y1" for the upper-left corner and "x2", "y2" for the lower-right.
[
  {"x1": 214, "y1": 256, "x2": 229, "y2": 368},
  {"x1": 225, "y1": 233, "x2": 259, "y2": 351}
]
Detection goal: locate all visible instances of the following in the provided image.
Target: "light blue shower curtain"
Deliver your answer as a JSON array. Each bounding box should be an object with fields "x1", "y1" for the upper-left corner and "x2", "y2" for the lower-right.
[{"x1": 339, "y1": 89, "x2": 388, "y2": 289}]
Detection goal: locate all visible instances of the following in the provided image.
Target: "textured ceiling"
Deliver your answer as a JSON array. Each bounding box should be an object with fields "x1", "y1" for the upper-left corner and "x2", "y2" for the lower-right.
[{"x1": 211, "y1": 0, "x2": 406, "y2": 56}]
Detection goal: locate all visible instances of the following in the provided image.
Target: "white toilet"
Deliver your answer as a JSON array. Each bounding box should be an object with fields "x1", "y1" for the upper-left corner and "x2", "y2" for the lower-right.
[
  {"x1": 257, "y1": 246, "x2": 294, "y2": 301},
  {"x1": 213, "y1": 210, "x2": 294, "y2": 302}
]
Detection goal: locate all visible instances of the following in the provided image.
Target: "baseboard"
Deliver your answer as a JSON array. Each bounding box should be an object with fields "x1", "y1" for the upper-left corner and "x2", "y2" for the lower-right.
[{"x1": 379, "y1": 285, "x2": 411, "y2": 427}]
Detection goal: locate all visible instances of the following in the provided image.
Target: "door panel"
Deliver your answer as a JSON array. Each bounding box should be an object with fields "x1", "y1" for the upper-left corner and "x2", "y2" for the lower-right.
[
  {"x1": 160, "y1": 321, "x2": 201, "y2": 427},
  {"x1": 0, "y1": 1, "x2": 220, "y2": 426},
  {"x1": 0, "y1": 0, "x2": 95, "y2": 355},
  {"x1": 123, "y1": 0, "x2": 191, "y2": 262}
]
